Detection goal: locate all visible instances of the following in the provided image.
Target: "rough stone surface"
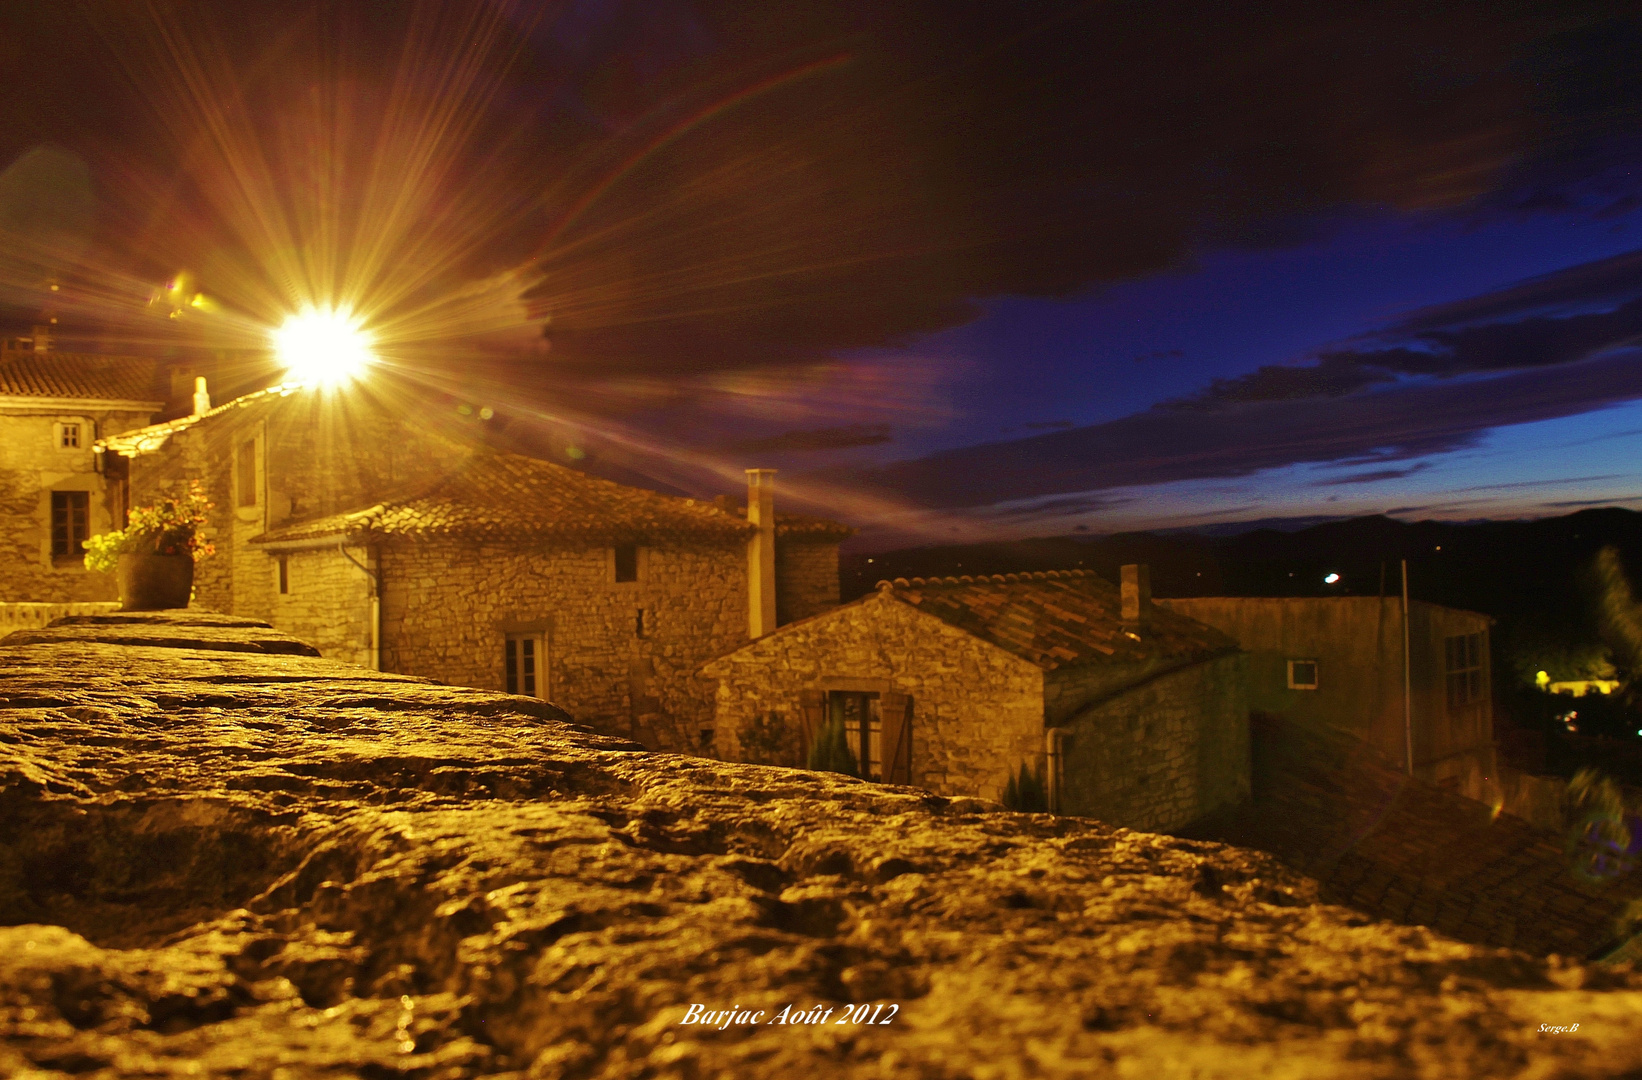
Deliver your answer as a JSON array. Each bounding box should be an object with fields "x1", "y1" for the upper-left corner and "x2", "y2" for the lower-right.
[{"x1": 3, "y1": 613, "x2": 1642, "y2": 1078}]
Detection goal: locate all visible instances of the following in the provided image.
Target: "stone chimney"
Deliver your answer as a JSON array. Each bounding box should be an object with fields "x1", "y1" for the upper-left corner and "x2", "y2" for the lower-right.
[
  {"x1": 746, "y1": 469, "x2": 777, "y2": 638},
  {"x1": 192, "y1": 376, "x2": 211, "y2": 417},
  {"x1": 1121, "y1": 564, "x2": 1151, "y2": 629}
]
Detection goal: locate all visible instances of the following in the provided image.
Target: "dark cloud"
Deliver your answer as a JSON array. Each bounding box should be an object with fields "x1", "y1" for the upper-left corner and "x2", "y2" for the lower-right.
[
  {"x1": 832, "y1": 349, "x2": 1642, "y2": 508},
  {"x1": 10, "y1": 1, "x2": 1640, "y2": 373},
  {"x1": 723, "y1": 422, "x2": 890, "y2": 453},
  {"x1": 1175, "y1": 354, "x2": 1395, "y2": 407},
  {"x1": 1315, "y1": 462, "x2": 1434, "y2": 486}
]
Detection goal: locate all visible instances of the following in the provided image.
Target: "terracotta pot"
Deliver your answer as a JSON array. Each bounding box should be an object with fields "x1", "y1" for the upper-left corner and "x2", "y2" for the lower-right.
[{"x1": 116, "y1": 553, "x2": 194, "y2": 611}]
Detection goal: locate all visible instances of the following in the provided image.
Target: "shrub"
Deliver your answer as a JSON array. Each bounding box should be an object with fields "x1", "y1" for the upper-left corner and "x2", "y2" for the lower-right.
[
  {"x1": 738, "y1": 712, "x2": 803, "y2": 767},
  {"x1": 1003, "y1": 761, "x2": 1048, "y2": 812},
  {"x1": 806, "y1": 717, "x2": 859, "y2": 778},
  {"x1": 84, "y1": 480, "x2": 216, "y2": 574}
]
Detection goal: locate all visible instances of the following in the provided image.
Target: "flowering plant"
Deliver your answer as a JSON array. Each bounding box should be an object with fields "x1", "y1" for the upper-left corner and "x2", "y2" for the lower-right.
[{"x1": 83, "y1": 480, "x2": 217, "y2": 574}]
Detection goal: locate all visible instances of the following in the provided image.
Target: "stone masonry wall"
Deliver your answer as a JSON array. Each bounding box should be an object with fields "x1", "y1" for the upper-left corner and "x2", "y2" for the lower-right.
[
  {"x1": 706, "y1": 592, "x2": 1045, "y2": 801},
  {"x1": 381, "y1": 538, "x2": 747, "y2": 751},
  {"x1": 775, "y1": 539, "x2": 838, "y2": 626},
  {"x1": 1059, "y1": 652, "x2": 1249, "y2": 833},
  {"x1": 0, "y1": 408, "x2": 153, "y2": 602},
  {"x1": 270, "y1": 546, "x2": 376, "y2": 669}
]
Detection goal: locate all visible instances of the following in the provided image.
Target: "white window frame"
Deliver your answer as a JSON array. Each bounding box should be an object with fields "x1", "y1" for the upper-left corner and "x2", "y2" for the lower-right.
[
  {"x1": 55, "y1": 421, "x2": 83, "y2": 449},
  {"x1": 1286, "y1": 658, "x2": 1319, "y2": 690},
  {"x1": 504, "y1": 632, "x2": 548, "y2": 699}
]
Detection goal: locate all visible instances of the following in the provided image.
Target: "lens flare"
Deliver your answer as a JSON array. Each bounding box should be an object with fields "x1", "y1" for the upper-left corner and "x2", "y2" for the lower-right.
[{"x1": 272, "y1": 307, "x2": 376, "y2": 387}]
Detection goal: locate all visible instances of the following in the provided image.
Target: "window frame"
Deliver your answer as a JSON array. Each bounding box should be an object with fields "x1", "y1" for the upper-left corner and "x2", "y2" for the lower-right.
[
  {"x1": 612, "y1": 543, "x2": 640, "y2": 583},
  {"x1": 50, "y1": 490, "x2": 92, "y2": 560},
  {"x1": 55, "y1": 421, "x2": 82, "y2": 449},
  {"x1": 504, "y1": 632, "x2": 547, "y2": 699},
  {"x1": 1445, "y1": 631, "x2": 1486, "y2": 713},
  {"x1": 828, "y1": 690, "x2": 883, "y2": 780},
  {"x1": 1286, "y1": 658, "x2": 1319, "y2": 690}
]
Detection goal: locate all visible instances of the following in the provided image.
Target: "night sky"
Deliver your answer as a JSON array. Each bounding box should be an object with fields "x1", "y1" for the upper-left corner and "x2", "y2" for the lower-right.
[{"x1": 6, "y1": 1, "x2": 1642, "y2": 547}]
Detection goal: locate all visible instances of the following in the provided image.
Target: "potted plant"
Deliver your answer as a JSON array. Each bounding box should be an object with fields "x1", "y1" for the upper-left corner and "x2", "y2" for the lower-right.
[{"x1": 83, "y1": 480, "x2": 216, "y2": 610}]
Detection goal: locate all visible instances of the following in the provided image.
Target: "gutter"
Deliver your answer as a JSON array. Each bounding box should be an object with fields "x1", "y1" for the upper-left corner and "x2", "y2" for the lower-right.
[{"x1": 336, "y1": 537, "x2": 382, "y2": 672}]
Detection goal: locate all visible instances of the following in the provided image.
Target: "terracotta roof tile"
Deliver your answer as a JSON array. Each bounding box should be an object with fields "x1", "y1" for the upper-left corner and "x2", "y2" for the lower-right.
[
  {"x1": 879, "y1": 570, "x2": 1236, "y2": 671},
  {"x1": 0, "y1": 352, "x2": 165, "y2": 403},
  {"x1": 255, "y1": 449, "x2": 760, "y2": 545}
]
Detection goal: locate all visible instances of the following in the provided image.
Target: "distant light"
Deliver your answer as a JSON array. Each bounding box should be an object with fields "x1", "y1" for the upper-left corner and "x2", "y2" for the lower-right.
[
  {"x1": 1324, "y1": 573, "x2": 1340, "y2": 584},
  {"x1": 479, "y1": 406, "x2": 494, "y2": 420},
  {"x1": 272, "y1": 306, "x2": 375, "y2": 387},
  {"x1": 1536, "y1": 671, "x2": 1550, "y2": 688}
]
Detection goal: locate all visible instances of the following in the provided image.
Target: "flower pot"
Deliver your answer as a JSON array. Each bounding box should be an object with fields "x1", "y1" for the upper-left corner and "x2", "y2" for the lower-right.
[{"x1": 116, "y1": 553, "x2": 194, "y2": 611}]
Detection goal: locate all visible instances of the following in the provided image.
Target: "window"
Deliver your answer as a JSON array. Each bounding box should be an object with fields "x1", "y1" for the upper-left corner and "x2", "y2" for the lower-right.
[
  {"x1": 635, "y1": 607, "x2": 647, "y2": 638},
  {"x1": 613, "y1": 543, "x2": 638, "y2": 582},
  {"x1": 1287, "y1": 659, "x2": 1319, "y2": 690},
  {"x1": 50, "y1": 491, "x2": 90, "y2": 558},
  {"x1": 276, "y1": 555, "x2": 290, "y2": 595},
  {"x1": 505, "y1": 634, "x2": 544, "y2": 697},
  {"x1": 57, "y1": 422, "x2": 81, "y2": 448},
  {"x1": 829, "y1": 690, "x2": 882, "y2": 780},
  {"x1": 237, "y1": 439, "x2": 258, "y2": 507},
  {"x1": 1446, "y1": 632, "x2": 1485, "y2": 712}
]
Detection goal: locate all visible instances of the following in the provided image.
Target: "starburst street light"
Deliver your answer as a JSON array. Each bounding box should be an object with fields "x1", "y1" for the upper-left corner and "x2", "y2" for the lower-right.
[{"x1": 272, "y1": 306, "x2": 377, "y2": 387}]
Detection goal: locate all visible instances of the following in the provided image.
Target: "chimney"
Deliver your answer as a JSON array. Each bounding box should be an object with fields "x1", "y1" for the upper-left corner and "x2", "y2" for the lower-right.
[
  {"x1": 1121, "y1": 564, "x2": 1151, "y2": 628},
  {"x1": 746, "y1": 468, "x2": 777, "y2": 638},
  {"x1": 30, "y1": 324, "x2": 52, "y2": 353},
  {"x1": 192, "y1": 376, "x2": 211, "y2": 417}
]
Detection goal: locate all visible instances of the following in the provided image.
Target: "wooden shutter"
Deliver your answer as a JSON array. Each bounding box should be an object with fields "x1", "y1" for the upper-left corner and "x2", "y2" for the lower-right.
[
  {"x1": 798, "y1": 689, "x2": 826, "y2": 759},
  {"x1": 881, "y1": 691, "x2": 912, "y2": 784}
]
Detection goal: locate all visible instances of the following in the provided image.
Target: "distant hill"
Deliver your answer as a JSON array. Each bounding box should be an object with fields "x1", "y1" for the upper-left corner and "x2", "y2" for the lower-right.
[{"x1": 841, "y1": 508, "x2": 1642, "y2": 688}]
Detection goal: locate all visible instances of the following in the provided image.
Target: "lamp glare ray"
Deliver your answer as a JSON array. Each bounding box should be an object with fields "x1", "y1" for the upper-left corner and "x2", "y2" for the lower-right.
[{"x1": 273, "y1": 307, "x2": 377, "y2": 386}]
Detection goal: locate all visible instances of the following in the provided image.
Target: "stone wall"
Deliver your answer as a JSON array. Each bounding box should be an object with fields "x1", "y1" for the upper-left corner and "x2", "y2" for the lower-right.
[
  {"x1": 381, "y1": 538, "x2": 748, "y2": 751},
  {"x1": 269, "y1": 546, "x2": 376, "y2": 669},
  {"x1": 1059, "y1": 653, "x2": 1249, "y2": 832},
  {"x1": 0, "y1": 408, "x2": 153, "y2": 602},
  {"x1": 1157, "y1": 596, "x2": 1494, "y2": 796},
  {"x1": 775, "y1": 539, "x2": 838, "y2": 626},
  {"x1": 706, "y1": 592, "x2": 1045, "y2": 801}
]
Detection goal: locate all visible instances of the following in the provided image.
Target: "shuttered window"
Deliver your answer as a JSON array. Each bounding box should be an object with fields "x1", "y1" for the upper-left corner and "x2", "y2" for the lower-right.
[
  {"x1": 1445, "y1": 632, "x2": 1485, "y2": 712},
  {"x1": 51, "y1": 491, "x2": 90, "y2": 557}
]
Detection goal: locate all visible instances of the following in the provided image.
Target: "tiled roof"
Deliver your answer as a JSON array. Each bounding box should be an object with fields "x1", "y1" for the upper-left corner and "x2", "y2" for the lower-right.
[
  {"x1": 732, "y1": 505, "x2": 856, "y2": 541},
  {"x1": 878, "y1": 570, "x2": 1236, "y2": 671},
  {"x1": 95, "y1": 382, "x2": 304, "y2": 457},
  {"x1": 0, "y1": 352, "x2": 165, "y2": 403},
  {"x1": 254, "y1": 449, "x2": 759, "y2": 545}
]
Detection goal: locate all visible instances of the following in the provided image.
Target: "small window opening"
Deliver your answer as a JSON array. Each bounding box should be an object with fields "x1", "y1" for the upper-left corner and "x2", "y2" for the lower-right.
[
  {"x1": 58, "y1": 423, "x2": 81, "y2": 448},
  {"x1": 1287, "y1": 659, "x2": 1319, "y2": 690},
  {"x1": 505, "y1": 635, "x2": 541, "y2": 697},
  {"x1": 614, "y1": 543, "x2": 638, "y2": 582},
  {"x1": 1445, "y1": 632, "x2": 1485, "y2": 712},
  {"x1": 277, "y1": 555, "x2": 289, "y2": 594},
  {"x1": 635, "y1": 608, "x2": 647, "y2": 638}
]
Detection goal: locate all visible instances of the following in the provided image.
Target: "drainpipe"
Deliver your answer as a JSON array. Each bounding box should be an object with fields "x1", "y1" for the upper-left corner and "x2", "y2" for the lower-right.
[
  {"x1": 1402, "y1": 559, "x2": 1413, "y2": 778},
  {"x1": 746, "y1": 468, "x2": 777, "y2": 639},
  {"x1": 338, "y1": 538, "x2": 381, "y2": 671},
  {"x1": 1045, "y1": 727, "x2": 1069, "y2": 813}
]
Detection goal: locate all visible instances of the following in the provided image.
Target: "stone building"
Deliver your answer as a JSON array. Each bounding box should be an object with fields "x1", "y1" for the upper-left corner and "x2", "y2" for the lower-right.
[
  {"x1": 1155, "y1": 596, "x2": 1495, "y2": 798},
  {"x1": 703, "y1": 565, "x2": 1250, "y2": 832},
  {"x1": 0, "y1": 352, "x2": 165, "y2": 602},
  {"x1": 98, "y1": 382, "x2": 851, "y2": 749}
]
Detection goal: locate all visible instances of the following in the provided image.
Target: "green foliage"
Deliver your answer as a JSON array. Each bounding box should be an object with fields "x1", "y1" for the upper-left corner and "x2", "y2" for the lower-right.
[
  {"x1": 1003, "y1": 761, "x2": 1048, "y2": 812},
  {"x1": 738, "y1": 712, "x2": 803, "y2": 767},
  {"x1": 806, "y1": 717, "x2": 859, "y2": 778},
  {"x1": 83, "y1": 480, "x2": 216, "y2": 574}
]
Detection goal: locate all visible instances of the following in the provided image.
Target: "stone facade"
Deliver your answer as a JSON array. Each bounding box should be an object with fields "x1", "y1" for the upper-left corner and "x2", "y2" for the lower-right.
[
  {"x1": 0, "y1": 407, "x2": 158, "y2": 603},
  {"x1": 1058, "y1": 652, "x2": 1249, "y2": 832},
  {"x1": 1157, "y1": 596, "x2": 1496, "y2": 799},
  {"x1": 108, "y1": 385, "x2": 849, "y2": 751},
  {"x1": 706, "y1": 592, "x2": 1046, "y2": 799},
  {"x1": 705, "y1": 573, "x2": 1251, "y2": 830},
  {"x1": 376, "y1": 538, "x2": 748, "y2": 750},
  {"x1": 775, "y1": 540, "x2": 839, "y2": 625}
]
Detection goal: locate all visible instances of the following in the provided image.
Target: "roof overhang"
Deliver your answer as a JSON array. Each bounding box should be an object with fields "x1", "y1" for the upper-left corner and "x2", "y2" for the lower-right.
[
  {"x1": 252, "y1": 532, "x2": 360, "y2": 552},
  {"x1": 0, "y1": 396, "x2": 165, "y2": 413}
]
